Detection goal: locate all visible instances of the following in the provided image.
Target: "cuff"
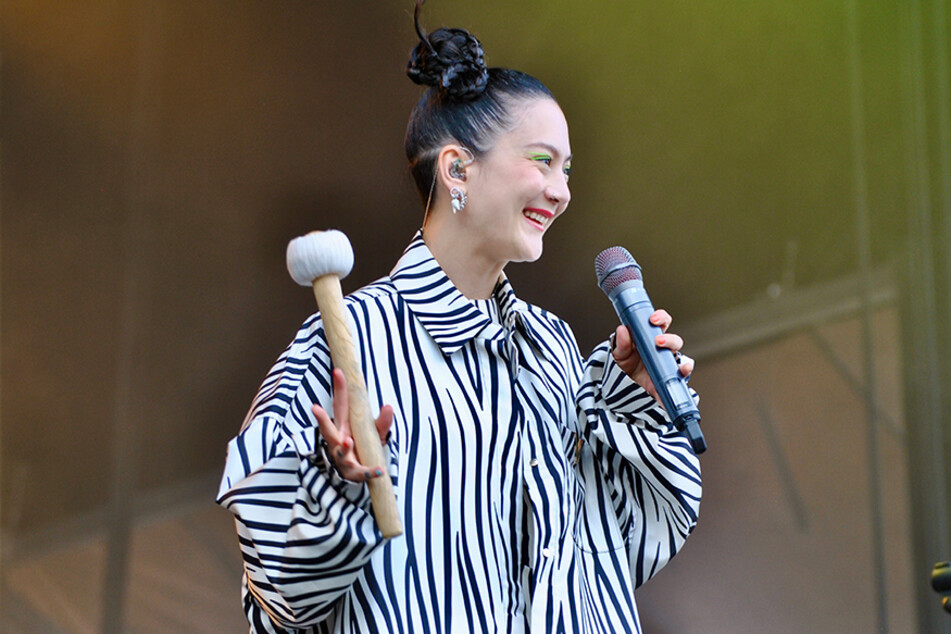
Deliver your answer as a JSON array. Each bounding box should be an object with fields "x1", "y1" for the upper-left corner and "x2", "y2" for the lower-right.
[{"x1": 598, "y1": 342, "x2": 658, "y2": 412}]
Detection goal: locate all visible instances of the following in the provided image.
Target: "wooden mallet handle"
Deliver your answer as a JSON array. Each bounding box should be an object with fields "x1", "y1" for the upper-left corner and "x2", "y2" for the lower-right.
[{"x1": 287, "y1": 230, "x2": 402, "y2": 538}]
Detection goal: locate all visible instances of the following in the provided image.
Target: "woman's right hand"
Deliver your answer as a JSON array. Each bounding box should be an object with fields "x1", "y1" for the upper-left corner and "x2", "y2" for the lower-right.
[
  {"x1": 312, "y1": 368, "x2": 394, "y2": 483},
  {"x1": 611, "y1": 310, "x2": 695, "y2": 403}
]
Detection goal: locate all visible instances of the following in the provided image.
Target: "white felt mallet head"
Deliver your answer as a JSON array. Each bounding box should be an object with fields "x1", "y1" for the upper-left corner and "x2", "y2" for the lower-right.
[{"x1": 286, "y1": 229, "x2": 354, "y2": 286}]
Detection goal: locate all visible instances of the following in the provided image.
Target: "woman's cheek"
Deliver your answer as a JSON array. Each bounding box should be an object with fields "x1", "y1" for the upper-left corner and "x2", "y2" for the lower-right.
[{"x1": 523, "y1": 168, "x2": 548, "y2": 192}]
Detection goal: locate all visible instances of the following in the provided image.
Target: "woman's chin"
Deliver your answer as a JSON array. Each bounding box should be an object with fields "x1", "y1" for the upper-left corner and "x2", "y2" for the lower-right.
[{"x1": 513, "y1": 242, "x2": 544, "y2": 264}]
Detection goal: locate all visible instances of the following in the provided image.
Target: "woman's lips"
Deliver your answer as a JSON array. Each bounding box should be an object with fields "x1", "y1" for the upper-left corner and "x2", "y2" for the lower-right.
[{"x1": 523, "y1": 207, "x2": 554, "y2": 229}]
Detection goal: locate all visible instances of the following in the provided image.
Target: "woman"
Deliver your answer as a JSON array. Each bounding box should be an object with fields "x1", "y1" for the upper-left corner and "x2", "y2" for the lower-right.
[{"x1": 217, "y1": 4, "x2": 701, "y2": 632}]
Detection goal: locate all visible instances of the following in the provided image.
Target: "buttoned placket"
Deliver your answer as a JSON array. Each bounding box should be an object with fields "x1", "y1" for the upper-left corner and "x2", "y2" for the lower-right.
[
  {"x1": 499, "y1": 310, "x2": 541, "y2": 617},
  {"x1": 506, "y1": 311, "x2": 563, "y2": 630}
]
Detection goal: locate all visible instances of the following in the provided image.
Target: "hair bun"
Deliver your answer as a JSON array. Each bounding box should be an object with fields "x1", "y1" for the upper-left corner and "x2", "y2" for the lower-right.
[{"x1": 407, "y1": 27, "x2": 489, "y2": 100}]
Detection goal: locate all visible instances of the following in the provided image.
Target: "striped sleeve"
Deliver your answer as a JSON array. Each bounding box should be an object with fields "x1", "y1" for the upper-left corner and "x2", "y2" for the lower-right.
[
  {"x1": 215, "y1": 320, "x2": 384, "y2": 631},
  {"x1": 577, "y1": 340, "x2": 702, "y2": 587}
]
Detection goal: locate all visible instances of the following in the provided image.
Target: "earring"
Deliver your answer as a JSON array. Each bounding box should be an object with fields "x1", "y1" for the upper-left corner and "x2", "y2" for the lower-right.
[
  {"x1": 449, "y1": 147, "x2": 474, "y2": 181},
  {"x1": 449, "y1": 159, "x2": 467, "y2": 181},
  {"x1": 450, "y1": 187, "x2": 467, "y2": 213}
]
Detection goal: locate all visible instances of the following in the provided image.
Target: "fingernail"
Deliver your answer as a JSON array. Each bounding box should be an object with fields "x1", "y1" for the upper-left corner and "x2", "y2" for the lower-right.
[
  {"x1": 657, "y1": 336, "x2": 666, "y2": 345},
  {"x1": 364, "y1": 470, "x2": 372, "y2": 480},
  {"x1": 336, "y1": 448, "x2": 344, "y2": 459},
  {"x1": 375, "y1": 468, "x2": 384, "y2": 477}
]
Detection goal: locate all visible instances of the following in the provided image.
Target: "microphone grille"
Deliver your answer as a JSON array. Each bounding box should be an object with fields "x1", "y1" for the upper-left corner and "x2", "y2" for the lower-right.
[{"x1": 595, "y1": 246, "x2": 642, "y2": 294}]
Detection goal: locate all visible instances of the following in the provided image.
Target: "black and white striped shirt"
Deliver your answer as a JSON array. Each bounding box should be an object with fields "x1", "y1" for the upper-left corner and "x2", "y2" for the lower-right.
[{"x1": 217, "y1": 233, "x2": 701, "y2": 633}]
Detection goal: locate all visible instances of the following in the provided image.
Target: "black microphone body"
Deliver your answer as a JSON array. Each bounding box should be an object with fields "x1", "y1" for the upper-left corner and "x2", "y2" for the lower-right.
[{"x1": 596, "y1": 247, "x2": 706, "y2": 454}]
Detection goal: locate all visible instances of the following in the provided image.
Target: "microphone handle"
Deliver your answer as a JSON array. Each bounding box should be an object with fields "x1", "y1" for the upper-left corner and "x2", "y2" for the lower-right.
[{"x1": 611, "y1": 285, "x2": 707, "y2": 454}]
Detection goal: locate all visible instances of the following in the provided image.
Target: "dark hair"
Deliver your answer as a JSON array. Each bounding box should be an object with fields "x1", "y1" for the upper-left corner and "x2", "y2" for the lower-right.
[{"x1": 404, "y1": 1, "x2": 555, "y2": 204}]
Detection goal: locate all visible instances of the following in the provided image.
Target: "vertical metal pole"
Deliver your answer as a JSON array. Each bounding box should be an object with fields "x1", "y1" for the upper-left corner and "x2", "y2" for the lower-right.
[
  {"x1": 102, "y1": 2, "x2": 163, "y2": 632},
  {"x1": 930, "y1": 0, "x2": 951, "y2": 620},
  {"x1": 933, "y1": 0, "x2": 951, "y2": 382},
  {"x1": 844, "y1": 1, "x2": 889, "y2": 630},
  {"x1": 0, "y1": 31, "x2": 5, "y2": 621},
  {"x1": 899, "y1": 0, "x2": 950, "y2": 630}
]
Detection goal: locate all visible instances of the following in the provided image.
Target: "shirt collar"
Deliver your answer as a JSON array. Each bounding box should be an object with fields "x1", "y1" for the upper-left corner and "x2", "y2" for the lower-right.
[{"x1": 390, "y1": 232, "x2": 525, "y2": 355}]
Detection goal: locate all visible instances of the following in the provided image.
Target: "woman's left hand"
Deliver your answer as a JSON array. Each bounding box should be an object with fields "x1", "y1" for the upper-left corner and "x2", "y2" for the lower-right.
[
  {"x1": 312, "y1": 368, "x2": 394, "y2": 483},
  {"x1": 611, "y1": 309, "x2": 695, "y2": 402}
]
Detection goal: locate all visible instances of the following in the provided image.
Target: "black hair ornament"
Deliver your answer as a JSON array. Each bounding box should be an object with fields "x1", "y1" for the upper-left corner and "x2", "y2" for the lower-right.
[{"x1": 407, "y1": 0, "x2": 489, "y2": 100}]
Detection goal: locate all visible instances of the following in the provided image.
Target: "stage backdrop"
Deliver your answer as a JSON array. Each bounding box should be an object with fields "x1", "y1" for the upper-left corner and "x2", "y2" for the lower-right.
[{"x1": 4, "y1": 1, "x2": 945, "y2": 631}]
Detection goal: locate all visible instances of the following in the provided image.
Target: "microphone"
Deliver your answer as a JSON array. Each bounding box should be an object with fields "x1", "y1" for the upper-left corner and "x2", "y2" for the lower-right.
[{"x1": 595, "y1": 246, "x2": 706, "y2": 454}]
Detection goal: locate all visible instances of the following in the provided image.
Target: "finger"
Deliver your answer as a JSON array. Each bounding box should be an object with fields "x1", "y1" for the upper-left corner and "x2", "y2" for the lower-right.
[
  {"x1": 330, "y1": 368, "x2": 350, "y2": 435},
  {"x1": 649, "y1": 309, "x2": 672, "y2": 332},
  {"x1": 312, "y1": 402, "x2": 345, "y2": 457},
  {"x1": 612, "y1": 325, "x2": 645, "y2": 378},
  {"x1": 655, "y1": 332, "x2": 684, "y2": 352},
  {"x1": 612, "y1": 325, "x2": 634, "y2": 360},
  {"x1": 333, "y1": 444, "x2": 385, "y2": 481},
  {"x1": 336, "y1": 457, "x2": 385, "y2": 482},
  {"x1": 375, "y1": 405, "x2": 394, "y2": 445},
  {"x1": 679, "y1": 354, "x2": 695, "y2": 378}
]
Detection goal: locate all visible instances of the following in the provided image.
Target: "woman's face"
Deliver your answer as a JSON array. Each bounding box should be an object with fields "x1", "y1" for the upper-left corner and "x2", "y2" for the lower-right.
[{"x1": 461, "y1": 98, "x2": 572, "y2": 266}]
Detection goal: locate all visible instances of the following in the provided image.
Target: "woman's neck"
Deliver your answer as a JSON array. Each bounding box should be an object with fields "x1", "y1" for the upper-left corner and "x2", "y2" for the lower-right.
[{"x1": 421, "y1": 217, "x2": 503, "y2": 300}]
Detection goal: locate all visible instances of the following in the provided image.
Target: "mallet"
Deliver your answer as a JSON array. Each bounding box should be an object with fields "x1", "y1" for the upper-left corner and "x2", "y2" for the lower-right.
[{"x1": 286, "y1": 230, "x2": 402, "y2": 538}]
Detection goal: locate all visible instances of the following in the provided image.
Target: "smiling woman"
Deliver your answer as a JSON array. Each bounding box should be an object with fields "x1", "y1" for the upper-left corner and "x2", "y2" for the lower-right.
[
  {"x1": 216, "y1": 1, "x2": 702, "y2": 632},
  {"x1": 422, "y1": 98, "x2": 573, "y2": 297}
]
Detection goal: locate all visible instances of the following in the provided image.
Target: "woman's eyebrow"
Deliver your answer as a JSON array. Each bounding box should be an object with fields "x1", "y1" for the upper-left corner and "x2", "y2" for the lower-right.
[{"x1": 528, "y1": 142, "x2": 572, "y2": 162}]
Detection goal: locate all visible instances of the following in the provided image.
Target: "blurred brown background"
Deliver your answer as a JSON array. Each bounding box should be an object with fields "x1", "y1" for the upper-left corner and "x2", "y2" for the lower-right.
[{"x1": 2, "y1": 1, "x2": 949, "y2": 632}]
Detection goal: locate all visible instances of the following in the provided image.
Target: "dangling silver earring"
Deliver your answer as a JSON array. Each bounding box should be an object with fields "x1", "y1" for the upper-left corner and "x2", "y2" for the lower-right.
[{"x1": 450, "y1": 187, "x2": 467, "y2": 213}]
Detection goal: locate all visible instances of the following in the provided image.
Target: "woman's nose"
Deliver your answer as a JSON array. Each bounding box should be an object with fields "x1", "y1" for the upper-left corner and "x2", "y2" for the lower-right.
[{"x1": 546, "y1": 180, "x2": 570, "y2": 206}]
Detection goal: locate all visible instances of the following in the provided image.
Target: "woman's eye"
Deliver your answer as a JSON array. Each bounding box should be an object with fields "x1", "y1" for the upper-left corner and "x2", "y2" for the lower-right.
[
  {"x1": 564, "y1": 164, "x2": 572, "y2": 180},
  {"x1": 530, "y1": 153, "x2": 552, "y2": 166}
]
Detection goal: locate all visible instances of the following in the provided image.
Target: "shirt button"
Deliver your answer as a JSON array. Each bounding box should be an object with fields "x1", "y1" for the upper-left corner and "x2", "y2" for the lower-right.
[
  {"x1": 530, "y1": 458, "x2": 538, "y2": 467},
  {"x1": 542, "y1": 548, "x2": 552, "y2": 558}
]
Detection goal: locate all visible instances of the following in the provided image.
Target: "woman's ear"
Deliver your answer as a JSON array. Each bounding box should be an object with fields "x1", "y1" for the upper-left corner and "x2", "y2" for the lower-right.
[{"x1": 435, "y1": 145, "x2": 475, "y2": 190}]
